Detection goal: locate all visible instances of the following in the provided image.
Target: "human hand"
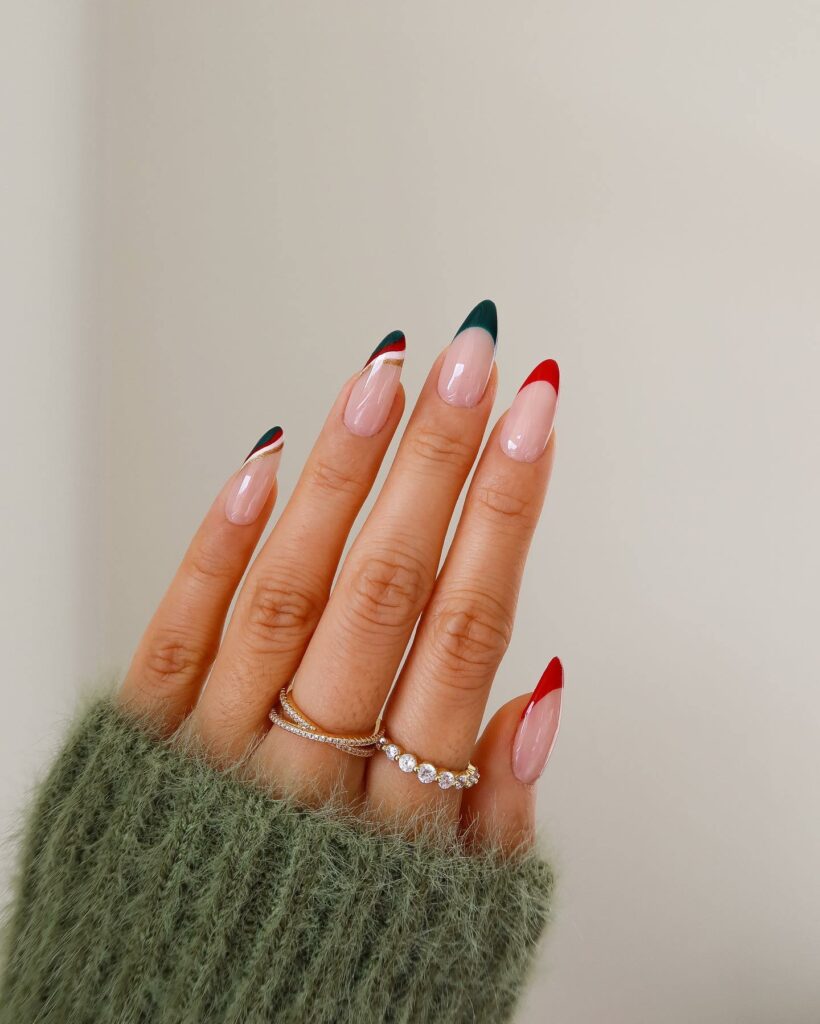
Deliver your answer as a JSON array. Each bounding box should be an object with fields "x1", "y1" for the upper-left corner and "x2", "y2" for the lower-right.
[{"x1": 120, "y1": 301, "x2": 562, "y2": 851}]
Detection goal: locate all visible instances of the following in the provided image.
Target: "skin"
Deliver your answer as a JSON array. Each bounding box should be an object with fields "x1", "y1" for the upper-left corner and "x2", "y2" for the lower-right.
[{"x1": 120, "y1": 338, "x2": 556, "y2": 853}]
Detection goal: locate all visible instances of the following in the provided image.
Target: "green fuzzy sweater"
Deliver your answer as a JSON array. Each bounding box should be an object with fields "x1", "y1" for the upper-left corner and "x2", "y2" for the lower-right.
[{"x1": 0, "y1": 703, "x2": 553, "y2": 1023}]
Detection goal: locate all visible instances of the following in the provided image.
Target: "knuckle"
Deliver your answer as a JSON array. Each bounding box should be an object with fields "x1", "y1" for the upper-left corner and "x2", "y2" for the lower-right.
[
  {"x1": 474, "y1": 479, "x2": 537, "y2": 528},
  {"x1": 346, "y1": 549, "x2": 430, "y2": 633},
  {"x1": 427, "y1": 593, "x2": 512, "y2": 681},
  {"x1": 141, "y1": 630, "x2": 213, "y2": 691},
  {"x1": 308, "y1": 457, "x2": 361, "y2": 498},
  {"x1": 186, "y1": 541, "x2": 235, "y2": 589},
  {"x1": 410, "y1": 426, "x2": 475, "y2": 471},
  {"x1": 244, "y1": 573, "x2": 323, "y2": 652}
]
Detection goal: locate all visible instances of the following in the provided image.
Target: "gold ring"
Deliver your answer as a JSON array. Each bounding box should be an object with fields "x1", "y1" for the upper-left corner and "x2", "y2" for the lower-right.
[{"x1": 268, "y1": 685, "x2": 384, "y2": 758}]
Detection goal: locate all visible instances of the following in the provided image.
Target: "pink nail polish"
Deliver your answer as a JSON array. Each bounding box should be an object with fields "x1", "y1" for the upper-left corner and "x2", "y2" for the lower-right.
[
  {"x1": 499, "y1": 360, "x2": 559, "y2": 462},
  {"x1": 225, "y1": 426, "x2": 283, "y2": 525},
  {"x1": 438, "y1": 300, "x2": 497, "y2": 408},
  {"x1": 512, "y1": 657, "x2": 564, "y2": 784},
  {"x1": 344, "y1": 331, "x2": 405, "y2": 437}
]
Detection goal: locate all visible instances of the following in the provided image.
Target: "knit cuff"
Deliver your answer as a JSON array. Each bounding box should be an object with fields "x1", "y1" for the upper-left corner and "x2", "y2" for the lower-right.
[{"x1": 1, "y1": 702, "x2": 554, "y2": 1024}]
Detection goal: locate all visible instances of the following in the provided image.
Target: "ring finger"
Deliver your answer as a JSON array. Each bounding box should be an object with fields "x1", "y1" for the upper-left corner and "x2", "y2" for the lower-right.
[{"x1": 366, "y1": 360, "x2": 559, "y2": 821}]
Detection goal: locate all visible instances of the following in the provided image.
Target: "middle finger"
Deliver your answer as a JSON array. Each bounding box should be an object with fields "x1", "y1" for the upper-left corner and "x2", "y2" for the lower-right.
[{"x1": 258, "y1": 301, "x2": 499, "y2": 795}]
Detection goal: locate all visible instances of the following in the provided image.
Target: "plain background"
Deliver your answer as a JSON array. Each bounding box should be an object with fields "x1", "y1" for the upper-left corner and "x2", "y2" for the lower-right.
[{"x1": 2, "y1": 2, "x2": 820, "y2": 1021}]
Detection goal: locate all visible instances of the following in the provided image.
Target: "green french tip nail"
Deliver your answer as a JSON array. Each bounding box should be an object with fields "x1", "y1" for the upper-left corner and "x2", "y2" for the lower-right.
[{"x1": 454, "y1": 299, "x2": 498, "y2": 345}]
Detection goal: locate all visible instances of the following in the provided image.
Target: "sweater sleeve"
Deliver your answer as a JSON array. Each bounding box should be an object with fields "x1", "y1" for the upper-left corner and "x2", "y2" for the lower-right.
[{"x1": 0, "y1": 702, "x2": 554, "y2": 1024}]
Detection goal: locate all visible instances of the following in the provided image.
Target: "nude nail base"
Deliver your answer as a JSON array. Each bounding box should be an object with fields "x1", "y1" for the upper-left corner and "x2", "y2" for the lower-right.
[
  {"x1": 344, "y1": 331, "x2": 405, "y2": 437},
  {"x1": 225, "y1": 427, "x2": 283, "y2": 525},
  {"x1": 437, "y1": 300, "x2": 497, "y2": 408},
  {"x1": 500, "y1": 360, "x2": 559, "y2": 463},
  {"x1": 512, "y1": 657, "x2": 564, "y2": 784}
]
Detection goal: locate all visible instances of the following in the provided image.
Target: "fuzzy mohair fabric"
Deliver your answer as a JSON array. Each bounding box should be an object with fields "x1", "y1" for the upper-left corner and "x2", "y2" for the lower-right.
[{"x1": 0, "y1": 702, "x2": 554, "y2": 1023}]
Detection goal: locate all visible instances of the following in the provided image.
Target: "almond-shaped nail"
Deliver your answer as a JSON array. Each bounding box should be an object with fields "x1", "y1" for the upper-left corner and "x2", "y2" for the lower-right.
[
  {"x1": 225, "y1": 426, "x2": 284, "y2": 525},
  {"x1": 438, "y1": 299, "x2": 497, "y2": 408},
  {"x1": 344, "y1": 331, "x2": 405, "y2": 437},
  {"x1": 499, "y1": 360, "x2": 559, "y2": 462},
  {"x1": 512, "y1": 657, "x2": 564, "y2": 784}
]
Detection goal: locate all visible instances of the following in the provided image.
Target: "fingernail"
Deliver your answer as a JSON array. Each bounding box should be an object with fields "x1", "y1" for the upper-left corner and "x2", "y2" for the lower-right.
[
  {"x1": 438, "y1": 299, "x2": 497, "y2": 407},
  {"x1": 499, "y1": 360, "x2": 559, "y2": 462},
  {"x1": 225, "y1": 426, "x2": 284, "y2": 525},
  {"x1": 512, "y1": 657, "x2": 564, "y2": 784},
  {"x1": 344, "y1": 331, "x2": 405, "y2": 437}
]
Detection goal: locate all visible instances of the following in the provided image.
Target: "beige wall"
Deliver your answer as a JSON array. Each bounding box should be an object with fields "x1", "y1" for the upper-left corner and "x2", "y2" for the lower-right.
[
  {"x1": 0, "y1": 0, "x2": 104, "y2": 871},
  {"x1": 3, "y1": 3, "x2": 820, "y2": 1021}
]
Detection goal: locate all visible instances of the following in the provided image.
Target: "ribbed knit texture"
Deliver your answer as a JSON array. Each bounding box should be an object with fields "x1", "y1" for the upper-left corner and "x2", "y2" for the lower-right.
[{"x1": 0, "y1": 702, "x2": 554, "y2": 1023}]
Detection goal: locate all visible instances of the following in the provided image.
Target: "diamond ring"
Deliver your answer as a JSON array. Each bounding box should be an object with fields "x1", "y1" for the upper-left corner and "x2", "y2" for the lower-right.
[{"x1": 376, "y1": 736, "x2": 480, "y2": 790}]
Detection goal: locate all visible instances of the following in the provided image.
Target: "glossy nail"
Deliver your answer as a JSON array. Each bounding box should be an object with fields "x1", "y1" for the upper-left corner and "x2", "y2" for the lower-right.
[
  {"x1": 225, "y1": 426, "x2": 284, "y2": 525},
  {"x1": 499, "y1": 360, "x2": 559, "y2": 462},
  {"x1": 438, "y1": 299, "x2": 497, "y2": 407},
  {"x1": 344, "y1": 331, "x2": 405, "y2": 437},
  {"x1": 512, "y1": 657, "x2": 564, "y2": 784}
]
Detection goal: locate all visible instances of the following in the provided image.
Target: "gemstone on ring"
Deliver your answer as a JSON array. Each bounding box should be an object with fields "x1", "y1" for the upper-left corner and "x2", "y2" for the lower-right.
[{"x1": 379, "y1": 733, "x2": 479, "y2": 790}]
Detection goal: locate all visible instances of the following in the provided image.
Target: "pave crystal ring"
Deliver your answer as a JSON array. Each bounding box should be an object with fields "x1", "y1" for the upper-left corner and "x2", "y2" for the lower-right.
[
  {"x1": 376, "y1": 735, "x2": 480, "y2": 790},
  {"x1": 268, "y1": 685, "x2": 384, "y2": 758}
]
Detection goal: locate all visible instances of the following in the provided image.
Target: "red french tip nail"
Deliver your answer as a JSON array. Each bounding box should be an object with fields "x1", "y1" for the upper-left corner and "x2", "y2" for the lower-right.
[
  {"x1": 519, "y1": 359, "x2": 560, "y2": 394},
  {"x1": 521, "y1": 657, "x2": 564, "y2": 718}
]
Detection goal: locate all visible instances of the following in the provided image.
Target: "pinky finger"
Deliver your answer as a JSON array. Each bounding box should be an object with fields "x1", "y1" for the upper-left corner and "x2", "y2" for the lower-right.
[
  {"x1": 120, "y1": 427, "x2": 284, "y2": 731},
  {"x1": 461, "y1": 658, "x2": 564, "y2": 852}
]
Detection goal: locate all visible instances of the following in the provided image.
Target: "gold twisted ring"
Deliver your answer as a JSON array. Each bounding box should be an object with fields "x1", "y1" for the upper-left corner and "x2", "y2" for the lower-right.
[{"x1": 268, "y1": 685, "x2": 384, "y2": 758}]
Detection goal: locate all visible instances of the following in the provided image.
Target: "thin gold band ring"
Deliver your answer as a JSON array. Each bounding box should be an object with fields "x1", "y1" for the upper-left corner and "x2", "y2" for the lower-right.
[{"x1": 268, "y1": 685, "x2": 384, "y2": 758}]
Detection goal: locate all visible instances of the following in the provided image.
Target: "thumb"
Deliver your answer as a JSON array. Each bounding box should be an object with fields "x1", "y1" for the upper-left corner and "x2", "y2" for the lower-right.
[{"x1": 461, "y1": 658, "x2": 564, "y2": 852}]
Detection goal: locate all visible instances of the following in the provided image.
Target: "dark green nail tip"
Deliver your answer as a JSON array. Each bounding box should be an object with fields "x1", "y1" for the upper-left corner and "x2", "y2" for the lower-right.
[
  {"x1": 364, "y1": 330, "x2": 406, "y2": 367},
  {"x1": 454, "y1": 299, "x2": 497, "y2": 345},
  {"x1": 244, "y1": 426, "x2": 284, "y2": 464}
]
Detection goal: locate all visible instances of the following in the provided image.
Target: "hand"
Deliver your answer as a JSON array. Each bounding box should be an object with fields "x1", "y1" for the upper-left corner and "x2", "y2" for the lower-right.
[{"x1": 120, "y1": 301, "x2": 562, "y2": 851}]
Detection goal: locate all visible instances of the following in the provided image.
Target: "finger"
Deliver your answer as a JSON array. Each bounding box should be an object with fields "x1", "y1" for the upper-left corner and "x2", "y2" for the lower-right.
[
  {"x1": 258, "y1": 301, "x2": 499, "y2": 796},
  {"x1": 191, "y1": 333, "x2": 406, "y2": 755},
  {"x1": 120, "y1": 426, "x2": 284, "y2": 731},
  {"x1": 366, "y1": 361, "x2": 558, "y2": 820},
  {"x1": 461, "y1": 658, "x2": 564, "y2": 852}
]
